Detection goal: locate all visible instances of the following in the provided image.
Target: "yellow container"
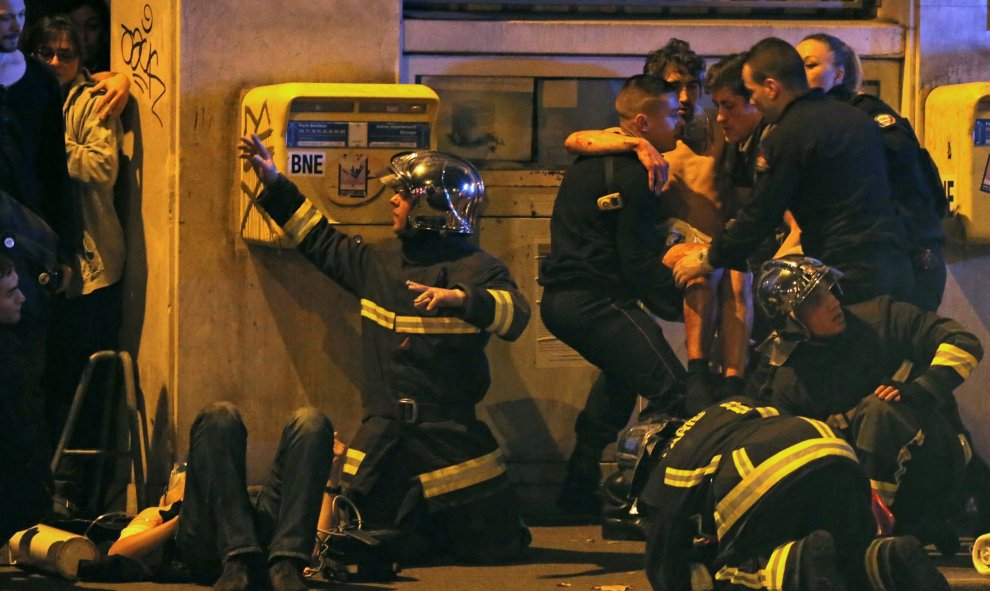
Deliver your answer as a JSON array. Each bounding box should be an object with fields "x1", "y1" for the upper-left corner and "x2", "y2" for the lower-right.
[
  {"x1": 925, "y1": 82, "x2": 990, "y2": 242},
  {"x1": 237, "y1": 83, "x2": 440, "y2": 247}
]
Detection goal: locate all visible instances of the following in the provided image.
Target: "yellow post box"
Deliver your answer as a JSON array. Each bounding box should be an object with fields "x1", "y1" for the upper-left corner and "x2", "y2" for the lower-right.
[
  {"x1": 925, "y1": 82, "x2": 990, "y2": 242},
  {"x1": 238, "y1": 83, "x2": 439, "y2": 246}
]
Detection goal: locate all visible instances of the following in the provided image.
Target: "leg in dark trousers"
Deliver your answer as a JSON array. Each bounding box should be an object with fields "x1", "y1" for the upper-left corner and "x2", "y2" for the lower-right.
[
  {"x1": 176, "y1": 402, "x2": 261, "y2": 582},
  {"x1": 46, "y1": 282, "x2": 123, "y2": 513},
  {"x1": 834, "y1": 248, "x2": 915, "y2": 306},
  {"x1": 909, "y1": 242, "x2": 946, "y2": 312},
  {"x1": 253, "y1": 406, "x2": 334, "y2": 562},
  {"x1": 541, "y1": 287, "x2": 685, "y2": 513}
]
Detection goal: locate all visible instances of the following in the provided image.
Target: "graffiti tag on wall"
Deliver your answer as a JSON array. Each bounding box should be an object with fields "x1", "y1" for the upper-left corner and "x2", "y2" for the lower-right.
[{"x1": 120, "y1": 4, "x2": 167, "y2": 126}]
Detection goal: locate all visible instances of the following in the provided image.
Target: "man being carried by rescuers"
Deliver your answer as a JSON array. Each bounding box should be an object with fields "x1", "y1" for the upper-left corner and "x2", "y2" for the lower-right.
[
  {"x1": 750, "y1": 255, "x2": 982, "y2": 556},
  {"x1": 634, "y1": 395, "x2": 950, "y2": 591},
  {"x1": 562, "y1": 44, "x2": 755, "y2": 432},
  {"x1": 539, "y1": 74, "x2": 689, "y2": 515},
  {"x1": 239, "y1": 137, "x2": 532, "y2": 566}
]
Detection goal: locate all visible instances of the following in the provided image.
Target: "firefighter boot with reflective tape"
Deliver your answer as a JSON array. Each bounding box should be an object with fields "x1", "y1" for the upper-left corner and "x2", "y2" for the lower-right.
[
  {"x1": 864, "y1": 536, "x2": 949, "y2": 591},
  {"x1": 787, "y1": 530, "x2": 847, "y2": 591}
]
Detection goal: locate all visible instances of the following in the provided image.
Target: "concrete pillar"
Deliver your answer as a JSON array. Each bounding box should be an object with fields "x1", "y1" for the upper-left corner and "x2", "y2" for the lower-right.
[
  {"x1": 115, "y1": 0, "x2": 179, "y2": 484},
  {"x1": 114, "y1": 0, "x2": 401, "y2": 485}
]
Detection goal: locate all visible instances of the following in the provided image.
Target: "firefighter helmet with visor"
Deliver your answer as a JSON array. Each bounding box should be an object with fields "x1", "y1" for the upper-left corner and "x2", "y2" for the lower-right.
[
  {"x1": 378, "y1": 151, "x2": 485, "y2": 236},
  {"x1": 757, "y1": 255, "x2": 843, "y2": 326}
]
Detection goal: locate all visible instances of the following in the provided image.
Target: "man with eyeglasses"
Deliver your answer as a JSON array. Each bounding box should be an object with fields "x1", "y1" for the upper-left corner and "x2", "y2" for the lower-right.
[{"x1": 752, "y1": 255, "x2": 982, "y2": 558}]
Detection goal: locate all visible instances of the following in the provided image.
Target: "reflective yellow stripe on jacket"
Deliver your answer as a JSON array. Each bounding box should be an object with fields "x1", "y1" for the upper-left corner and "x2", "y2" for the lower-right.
[
  {"x1": 714, "y1": 437, "x2": 857, "y2": 539},
  {"x1": 361, "y1": 299, "x2": 480, "y2": 334},
  {"x1": 714, "y1": 539, "x2": 795, "y2": 591},
  {"x1": 419, "y1": 450, "x2": 506, "y2": 498},
  {"x1": 343, "y1": 447, "x2": 366, "y2": 476},
  {"x1": 931, "y1": 343, "x2": 978, "y2": 379},
  {"x1": 664, "y1": 455, "x2": 722, "y2": 488},
  {"x1": 283, "y1": 200, "x2": 325, "y2": 245},
  {"x1": 486, "y1": 289, "x2": 515, "y2": 337}
]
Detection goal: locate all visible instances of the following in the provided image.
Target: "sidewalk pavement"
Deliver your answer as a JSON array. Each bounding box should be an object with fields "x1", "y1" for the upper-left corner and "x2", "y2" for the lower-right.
[{"x1": 1, "y1": 525, "x2": 988, "y2": 590}]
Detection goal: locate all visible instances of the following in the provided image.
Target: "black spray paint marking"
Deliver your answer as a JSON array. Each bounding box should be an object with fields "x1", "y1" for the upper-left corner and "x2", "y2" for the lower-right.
[{"x1": 120, "y1": 4, "x2": 166, "y2": 126}]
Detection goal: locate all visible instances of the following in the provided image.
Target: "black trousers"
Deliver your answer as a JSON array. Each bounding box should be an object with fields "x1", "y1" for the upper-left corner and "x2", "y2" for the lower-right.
[
  {"x1": 45, "y1": 281, "x2": 123, "y2": 506},
  {"x1": 644, "y1": 460, "x2": 873, "y2": 591},
  {"x1": 541, "y1": 286, "x2": 686, "y2": 453},
  {"x1": 176, "y1": 402, "x2": 333, "y2": 579},
  {"x1": 344, "y1": 416, "x2": 530, "y2": 565}
]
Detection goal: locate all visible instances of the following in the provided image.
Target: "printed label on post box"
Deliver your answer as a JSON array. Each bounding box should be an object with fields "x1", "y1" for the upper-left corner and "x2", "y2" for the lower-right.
[
  {"x1": 288, "y1": 151, "x2": 326, "y2": 176},
  {"x1": 975, "y1": 119, "x2": 990, "y2": 146}
]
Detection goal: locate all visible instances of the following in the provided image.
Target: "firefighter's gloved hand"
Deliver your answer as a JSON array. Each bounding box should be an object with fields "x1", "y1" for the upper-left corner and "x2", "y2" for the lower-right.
[
  {"x1": 894, "y1": 382, "x2": 936, "y2": 407},
  {"x1": 159, "y1": 500, "x2": 182, "y2": 522}
]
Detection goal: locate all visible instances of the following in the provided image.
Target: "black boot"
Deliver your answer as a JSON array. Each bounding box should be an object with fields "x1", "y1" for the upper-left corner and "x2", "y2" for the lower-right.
[
  {"x1": 213, "y1": 554, "x2": 254, "y2": 591},
  {"x1": 269, "y1": 558, "x2": 307, "y2": 591},
  {"x1": 557, "y1": 444, "x2": 603, "y2": 517},
  {"x1": 714, "y1": 375, "x2": 745, "y2": 402},
  {"x1": 788, "y1": 530, "x2": 847, "y2": 591},
  {"x1": 865, "y1": 536, "x2": 949, "y2": 591}
]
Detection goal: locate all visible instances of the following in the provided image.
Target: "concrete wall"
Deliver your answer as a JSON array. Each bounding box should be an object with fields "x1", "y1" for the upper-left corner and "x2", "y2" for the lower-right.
[
  {"x1": 112, "y1": 0, "x2": 990, "y2": 495},
  {"x1": 175, "y1": 0, "x2": 401, "y2": 479},
  {"x1": 913, "y1": 0, "x2": 990, "y2": 465},
  {"x1": 114, "y1": 0, "x2": 179, "y2": 484},
  {"x1": 115, "y1": 0, "x2": 401, "y2": 486}
]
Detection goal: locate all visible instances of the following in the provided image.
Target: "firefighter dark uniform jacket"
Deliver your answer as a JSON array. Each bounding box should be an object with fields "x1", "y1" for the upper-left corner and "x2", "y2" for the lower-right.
[
  {"x1": 257, "y1": 175, "x2": 530, "y2": 514},
  {"x1": 757, "y1": 296, "x2": 981, "y2": 523},
  {"x1": 829, "y1": 86, "x2": 946, "y2": 247},
  {"x1": 760, "y1": 296, "x2": 980, "y2": 426},
  {"x1": 708, "y1": 89, "x2": 910, "y2": 273},
  {"x1": 639, "y1": 397, "x2": 865, "y2": 591},
  {"x1": 539, "y1": 152, "x2": 681, "y2": 321}
]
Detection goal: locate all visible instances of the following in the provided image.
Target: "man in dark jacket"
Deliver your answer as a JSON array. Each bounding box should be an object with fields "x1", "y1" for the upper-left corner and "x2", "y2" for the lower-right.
[
  {"x1": 752, "y1": 255, "x2": 982, "y2": 554},
  {"x1": 670, "y1": 37, "x2": 914, "y2": 307},
  {"x1": 0, "y1": 253, "x2": 51, "y2": 541},
  {"x1": 240, "y1": 138, "x2": 531, "y2": 565},
  {"x1": 540, "y1": 74, "x2": 687, "y2": 514}
]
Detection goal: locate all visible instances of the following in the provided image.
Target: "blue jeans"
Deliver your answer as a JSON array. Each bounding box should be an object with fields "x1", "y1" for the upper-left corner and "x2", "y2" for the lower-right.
[{"x1": 175, "y1": 402, "x2": 333, "y2": 579}]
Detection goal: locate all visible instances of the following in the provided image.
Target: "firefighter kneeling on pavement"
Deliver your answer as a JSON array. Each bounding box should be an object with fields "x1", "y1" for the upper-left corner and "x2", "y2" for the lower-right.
[
  {"x1": 635, "y1": 396, "x2": 950, "y2": 591},
  {"x1": 752, "y1": 255, "x2": 982, "y2": 555},
  {"x1": 240, "y1": 137, "x2": 532, "y2": 567}
]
